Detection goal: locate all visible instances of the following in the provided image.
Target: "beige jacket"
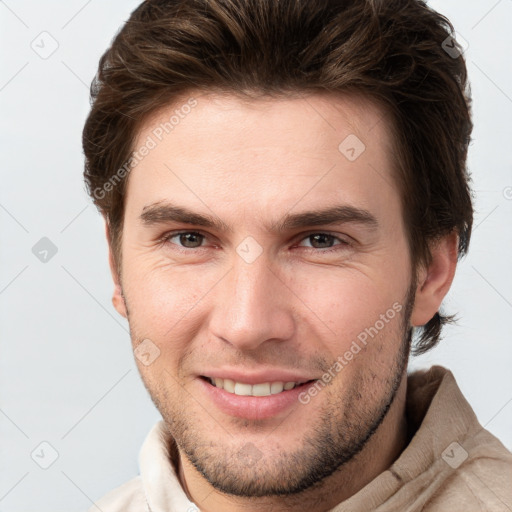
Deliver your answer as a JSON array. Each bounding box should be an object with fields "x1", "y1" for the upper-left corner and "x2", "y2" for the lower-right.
[{"x1": 89, "y1": 366, "x2": 512, "y2": 511}]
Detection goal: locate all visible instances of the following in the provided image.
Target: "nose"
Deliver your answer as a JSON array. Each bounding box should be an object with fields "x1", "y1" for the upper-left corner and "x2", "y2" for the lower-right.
[{"x1": 208, "y1": 254, "x2": 296, "y2": 351}]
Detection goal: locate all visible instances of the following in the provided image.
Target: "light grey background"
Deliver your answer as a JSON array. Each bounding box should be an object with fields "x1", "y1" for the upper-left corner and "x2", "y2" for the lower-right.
[{"x1": 1, "y1": 1, "x2": 511, "y2": 511}]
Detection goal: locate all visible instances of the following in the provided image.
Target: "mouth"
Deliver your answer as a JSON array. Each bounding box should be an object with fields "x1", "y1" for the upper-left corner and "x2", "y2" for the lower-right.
[
  {"x1": 201, "y1": 376, "x2": 316, "y2": 397},
  {"x1": 197, "y1": 371, "x2": 319, "y2": 419}
]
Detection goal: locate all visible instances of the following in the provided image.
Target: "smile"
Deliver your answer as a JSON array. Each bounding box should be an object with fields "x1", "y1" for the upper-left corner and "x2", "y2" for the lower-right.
[{"x1": 204, "y1": 377, "x2": 310, "y2": 397}]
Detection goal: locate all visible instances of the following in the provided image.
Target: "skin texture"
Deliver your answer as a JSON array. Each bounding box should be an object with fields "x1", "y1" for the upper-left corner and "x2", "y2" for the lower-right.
[{"x1": 107, "y1": 91, "x2": 458, "y2": 512}]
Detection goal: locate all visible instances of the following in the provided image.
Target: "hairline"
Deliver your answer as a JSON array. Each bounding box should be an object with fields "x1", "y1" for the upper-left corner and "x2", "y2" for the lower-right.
[{"x1": 110, "y1": 87, "x2": 413, "y2": 270}]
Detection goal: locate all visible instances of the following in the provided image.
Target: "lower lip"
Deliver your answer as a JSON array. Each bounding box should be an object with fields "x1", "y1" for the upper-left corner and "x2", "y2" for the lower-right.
[{"x1": 198, "y1": 378, "x2": 316, "y2": 420}]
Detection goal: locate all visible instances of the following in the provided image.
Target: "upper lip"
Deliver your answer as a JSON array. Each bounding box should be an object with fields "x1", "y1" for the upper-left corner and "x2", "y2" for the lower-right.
[{"x1": 199, "y1": 368, "x2": 317, "y2": 385}]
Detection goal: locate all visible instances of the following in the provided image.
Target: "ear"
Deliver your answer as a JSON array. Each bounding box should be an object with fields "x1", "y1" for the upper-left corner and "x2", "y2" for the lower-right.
[
  {"x1": 104, "y1": 217, "x2": 127, "y2": 318},
  {"x1": 410, "y1": 231, "x2": 458, "y2": 327}
]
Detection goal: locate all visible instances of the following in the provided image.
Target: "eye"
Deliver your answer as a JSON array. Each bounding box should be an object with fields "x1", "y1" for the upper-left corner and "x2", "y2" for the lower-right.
[
  {"x1": 159, "y1": 230, "x2": 352, "y2": 254},
  {"x1": 163, "y1": 231, "x2": 207, "y2": 249},
  {"x1": 297, "y1": 233, "x2": 350, "y2": 252}
]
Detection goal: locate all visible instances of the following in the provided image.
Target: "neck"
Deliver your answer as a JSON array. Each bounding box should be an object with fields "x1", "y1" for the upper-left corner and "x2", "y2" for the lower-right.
[{"x1": 175, "y1": 373, "x2": 409, "y2": 512}]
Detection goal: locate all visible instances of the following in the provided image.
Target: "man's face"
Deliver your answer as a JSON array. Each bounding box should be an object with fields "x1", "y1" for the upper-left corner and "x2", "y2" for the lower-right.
[{"x1": 114, "y1": 92, "x2": 416, "y2": 496}]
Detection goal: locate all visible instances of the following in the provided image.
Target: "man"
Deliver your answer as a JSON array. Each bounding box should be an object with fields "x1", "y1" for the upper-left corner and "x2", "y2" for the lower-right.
[{"x1": 82, "y1": 0, "x2": 512, "y2": 510}]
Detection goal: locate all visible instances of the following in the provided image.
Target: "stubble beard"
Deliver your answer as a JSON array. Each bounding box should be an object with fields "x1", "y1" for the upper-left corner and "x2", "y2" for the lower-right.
[{"x1": 129, "y1": 285, "x2": 415, "y2": 498}]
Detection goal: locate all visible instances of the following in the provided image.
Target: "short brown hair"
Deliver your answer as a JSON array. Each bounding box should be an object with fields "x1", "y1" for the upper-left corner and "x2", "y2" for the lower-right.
[{"x1": 83, "y1": 0, "x2": 473, "y2": 354}]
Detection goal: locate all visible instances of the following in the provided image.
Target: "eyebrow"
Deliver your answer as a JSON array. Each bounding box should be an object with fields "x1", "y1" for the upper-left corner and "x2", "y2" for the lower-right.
[{"x1": 140, "y1": 201, "x2": 378, "y2": 233}]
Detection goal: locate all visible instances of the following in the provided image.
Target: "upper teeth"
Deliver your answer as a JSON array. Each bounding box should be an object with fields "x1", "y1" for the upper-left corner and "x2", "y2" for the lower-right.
[{"x1": 209, "y1": 378, "x2": 300, "y2": 397}]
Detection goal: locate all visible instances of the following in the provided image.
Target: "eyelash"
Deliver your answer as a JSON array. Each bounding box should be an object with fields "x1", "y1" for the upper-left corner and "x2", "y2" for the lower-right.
[{"x1": 159, "y1": 231, "x2": 352, "y2": 254}]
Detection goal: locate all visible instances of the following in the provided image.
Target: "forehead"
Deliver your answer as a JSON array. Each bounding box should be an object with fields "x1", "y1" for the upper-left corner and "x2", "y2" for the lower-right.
[
  {"x1": 138, "y1": 90, "x2": 393, "y2": 158},
  {"x1": 126, "y1": 91, "x2": 400, "y2": 229}
]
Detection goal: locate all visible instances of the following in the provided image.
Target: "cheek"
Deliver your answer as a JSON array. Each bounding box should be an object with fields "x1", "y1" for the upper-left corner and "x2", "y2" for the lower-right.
[
  {"x1": 121, "y1": 258, "x2": 212, "y2": 350},
  {"x1": 121, "y1": 241, "x2": 410, "y2": 367},
  {"x1": 283, "y1": 266, "x2": 408, "y2": 356}
]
